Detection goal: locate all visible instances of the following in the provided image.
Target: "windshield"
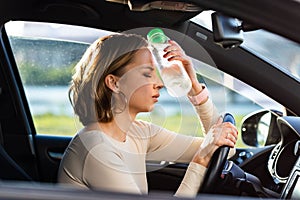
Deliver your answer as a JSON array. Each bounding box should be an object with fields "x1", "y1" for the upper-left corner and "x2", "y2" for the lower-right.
[{"x1": 191, "y1": 11, "x2": 300, "y2": 81}]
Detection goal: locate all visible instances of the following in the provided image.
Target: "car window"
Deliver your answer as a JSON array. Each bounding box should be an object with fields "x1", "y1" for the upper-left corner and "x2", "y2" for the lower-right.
[
  {"x1": 5, "y1": 21, "x2": 283, "y2": 148},
  {"x1": 5, "y1": 21, "x2": 113, "y2": 136},
  {"x1": 192, "y1": 11, "x2": 300, "y2": 81}
]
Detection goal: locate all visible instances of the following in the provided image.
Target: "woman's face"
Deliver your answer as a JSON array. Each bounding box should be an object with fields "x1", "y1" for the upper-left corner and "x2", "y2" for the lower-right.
[{"x1": 118, "y1": 48, "x2": 163, "y2": 114}]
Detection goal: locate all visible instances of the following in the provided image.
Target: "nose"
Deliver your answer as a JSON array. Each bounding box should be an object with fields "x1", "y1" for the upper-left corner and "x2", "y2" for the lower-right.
[
  {"x1": 154, "y1": 73, "x2": 164, "y2": 90},
  {"x1": 155, "y1": 82, "x2": 164, "y2": 90}
]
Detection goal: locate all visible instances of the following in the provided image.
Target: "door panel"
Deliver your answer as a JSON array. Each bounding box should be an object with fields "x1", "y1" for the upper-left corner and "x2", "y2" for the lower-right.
[
  {"x1": 147, "y1": 162, "x2": 187, "y2": 193},
  {"x1": 34, "y1": 135, "x2": 72, "y2": 182}
]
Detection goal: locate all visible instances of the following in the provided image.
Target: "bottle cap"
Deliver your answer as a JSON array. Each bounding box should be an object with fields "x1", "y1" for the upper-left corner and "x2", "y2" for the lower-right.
[{"x1": 147, "y1": 28, "x2": 168, "y2": 44}]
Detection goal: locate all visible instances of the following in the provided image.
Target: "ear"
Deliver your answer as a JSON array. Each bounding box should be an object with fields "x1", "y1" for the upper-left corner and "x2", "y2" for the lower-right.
[{"x1": 105, "y1": 74, "x2": 119, "y2": 93}]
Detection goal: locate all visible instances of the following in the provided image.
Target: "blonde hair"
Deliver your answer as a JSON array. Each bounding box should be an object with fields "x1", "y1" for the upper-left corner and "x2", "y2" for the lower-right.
[{"x1": 69, "y1": 34, "x2": 148, "y2": 125}]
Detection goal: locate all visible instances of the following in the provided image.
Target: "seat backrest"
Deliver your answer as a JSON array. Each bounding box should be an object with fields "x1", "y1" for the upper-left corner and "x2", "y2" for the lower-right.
[{"x1": 0, "y1": 145, "x2": 33, "y2": 181}]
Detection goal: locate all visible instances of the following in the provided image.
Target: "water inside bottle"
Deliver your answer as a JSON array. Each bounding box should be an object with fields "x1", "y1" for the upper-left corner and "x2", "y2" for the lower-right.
[
  {"x1": 160, "y1": 62, "x2": 192, "y2": 97},
  {"x1": 150, "y1": 43, "x2": 192, "y2": 97}
]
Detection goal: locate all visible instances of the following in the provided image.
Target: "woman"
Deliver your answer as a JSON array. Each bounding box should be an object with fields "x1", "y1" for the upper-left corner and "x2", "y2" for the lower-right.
[{"x1": 57, "y1": 33, "x2": 238, "y2": 198}]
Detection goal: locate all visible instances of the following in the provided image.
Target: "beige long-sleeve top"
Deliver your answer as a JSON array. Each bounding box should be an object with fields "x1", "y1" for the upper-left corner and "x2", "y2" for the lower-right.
[{"x1": 57, "y1": 98, "x2": 222, "y2": 198}]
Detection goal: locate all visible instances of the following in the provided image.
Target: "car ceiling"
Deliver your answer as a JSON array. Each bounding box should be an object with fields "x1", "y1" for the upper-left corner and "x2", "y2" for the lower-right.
[
  {"x1": 0, "y1": 0, "x2": 201, "y2": 31},
  {"x1": 0, "y1": 0, "x2": 300, "y2": 43}
]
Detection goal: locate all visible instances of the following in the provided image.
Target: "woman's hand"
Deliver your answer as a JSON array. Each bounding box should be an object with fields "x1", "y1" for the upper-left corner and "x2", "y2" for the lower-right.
[
  {"x1": 163, "y1": 40, "x2": 203, "y2": 96},
  {"x1": 192, "y1": 117, "x2": 238, "y2": 167}
]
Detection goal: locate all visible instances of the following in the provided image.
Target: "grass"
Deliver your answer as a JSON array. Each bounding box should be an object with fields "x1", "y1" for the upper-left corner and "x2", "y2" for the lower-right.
[
  {"x1": 33, "y1": 114, "x2": 81, "y2": 136},
  {"x1": 33, "y1": 113, "x2": 246, "y2": 147}
]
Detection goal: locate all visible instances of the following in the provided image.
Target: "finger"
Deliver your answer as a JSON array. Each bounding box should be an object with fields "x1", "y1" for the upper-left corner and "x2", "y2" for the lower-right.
[
  {"x1": 216, "y1": 116, "x2": 223, "y2": 125},
  {"x1": 165, "y1": 40, "x2": 181, "y2": 49},
  {"x1": 163, "y1": 50, "x2": 183, "y2": 59},
  {"x1": 164, "y1": 45, "x2": 180, "y2": 53},
  {"x1": 231, "y1": 128, "x2": 238, "y2": 140},
  {"x1": 227, "y1": 124, "x2": 239, "y2": 139},
  {"x1": 214, "y1": 133, "x2": 235, "y2": 148},
  {"x1": 225, "y1": 139, "x2": 235, "y2": 148},
  {"x1": 220, "y1": 132, "x2": 236, "y2": 147},
  {"x1": 226, "y1": 133, "x2": 237, "y2": 145},
  {"x1": 164, "y1": 41, "x2": 194, "y2": 70},
  {"x1": 163, "y1": 43, "x2": 184, "y2": 55},
  {"x1": 222, "y1": 126, "x2": 238, "y2": 141},
  {"x1": 222, "y1": 122, "x2": 238, "y2": 139}
]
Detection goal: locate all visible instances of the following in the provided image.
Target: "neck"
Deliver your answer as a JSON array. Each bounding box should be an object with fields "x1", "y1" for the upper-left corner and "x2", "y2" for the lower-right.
[
  {"x1": 108, "y1": 109, "x2": 138, "y2": 142},
  {"x1": 113, "y1": 106, "x2": 137, "y2": 128},
  {"x1": 98, "y1": 120, "x2": 127, "y2": 142},
  {"x1": 84, "y1": 108, "x2": 138, "y2": 142}
]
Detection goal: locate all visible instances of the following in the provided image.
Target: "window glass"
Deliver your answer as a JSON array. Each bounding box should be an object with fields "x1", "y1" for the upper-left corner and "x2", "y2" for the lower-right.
[
  {"x1": 192, "y1": 59, "x2": 283, "y2": 147},
  {"x1": 5, "y1": 21, "x2": 113, "y2": 136},
  {"x1": 242, "y1": 31, "x2": 300, "y2": 81}
]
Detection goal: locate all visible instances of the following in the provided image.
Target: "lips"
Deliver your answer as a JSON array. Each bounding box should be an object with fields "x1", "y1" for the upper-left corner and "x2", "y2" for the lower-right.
[
  {"x1": 152, "y1": 94, "x2": 160, "y2": 102},
  {"x1": 152, "y1": 94, "x2": 160, "y2": 98}
]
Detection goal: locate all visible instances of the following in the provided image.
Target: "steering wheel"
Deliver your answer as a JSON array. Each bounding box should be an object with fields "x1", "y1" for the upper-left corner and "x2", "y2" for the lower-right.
[{"x1": 198, "y1": 113, "x2": 235, "y2": 194}]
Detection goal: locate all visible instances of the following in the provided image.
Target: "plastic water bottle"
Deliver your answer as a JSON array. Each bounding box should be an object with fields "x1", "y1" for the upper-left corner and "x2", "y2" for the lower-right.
[{"x1": 147, "y1": 28, "x2": 192, "y2": 97}]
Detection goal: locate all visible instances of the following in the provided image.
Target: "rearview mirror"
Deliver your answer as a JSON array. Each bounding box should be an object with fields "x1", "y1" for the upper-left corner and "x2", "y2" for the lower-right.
[
  {"x1": 211, "y1": 12, "x2": 244, "y2": 49},
  {"x1": 241, "y1": 109, "x2": 283, "y2": 147}
]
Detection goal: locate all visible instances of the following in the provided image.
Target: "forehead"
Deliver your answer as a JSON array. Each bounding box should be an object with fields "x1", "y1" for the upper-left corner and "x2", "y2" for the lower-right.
[{"x1": 124, "y1": 48, "x2": 154, "y2": 72}]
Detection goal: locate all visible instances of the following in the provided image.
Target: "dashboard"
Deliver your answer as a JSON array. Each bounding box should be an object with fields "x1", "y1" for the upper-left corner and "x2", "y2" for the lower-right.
[
  {"x1": 267, "y1": 116, "x2": 300, "y2": 198},
  {"x1": 281, "y1": 156, "x2": 300, "y2": 199},
  {"x1": 268, "y1": 140, "x2": 299, "y2": 184}
]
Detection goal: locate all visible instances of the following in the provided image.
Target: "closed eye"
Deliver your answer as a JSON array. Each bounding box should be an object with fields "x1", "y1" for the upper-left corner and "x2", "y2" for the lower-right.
[
  {"x1": 143, "y1": 73, "x2": 152, "y2": 78},
  {"x1": 142, "y1": 66, "x2": 155, "y2": 78}
]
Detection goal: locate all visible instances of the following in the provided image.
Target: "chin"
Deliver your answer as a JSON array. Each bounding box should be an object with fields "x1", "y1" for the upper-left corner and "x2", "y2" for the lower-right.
[
  {"x1": 134, "y1": 103, "x2": 156, "y2": 113},
  {"x1": 141, "y1": 106, "x2": 154, "y2": 113},
  {"x1": 148, "y1": 104, "x2": 156, "y2": 112}
]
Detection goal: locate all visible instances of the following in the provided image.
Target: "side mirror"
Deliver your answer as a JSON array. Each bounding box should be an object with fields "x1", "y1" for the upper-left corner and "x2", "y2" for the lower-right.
[
  {"x1": 211, "y1": 12, "x2": 244, "y2": 49},
  {"x1": 241, "y1": 109, "x2": 283, "y2": 147}
]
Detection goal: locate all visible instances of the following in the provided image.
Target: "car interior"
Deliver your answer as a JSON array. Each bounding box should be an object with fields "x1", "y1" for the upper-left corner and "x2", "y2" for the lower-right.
[{"x1": 0, "y1": 0, "x2": 300, "y2": 199}]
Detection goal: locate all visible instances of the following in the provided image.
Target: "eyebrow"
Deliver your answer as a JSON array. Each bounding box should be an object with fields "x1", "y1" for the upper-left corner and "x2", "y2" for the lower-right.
[{"x1": 142, "y1": 66, "x2": 155, "y2": 71}]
